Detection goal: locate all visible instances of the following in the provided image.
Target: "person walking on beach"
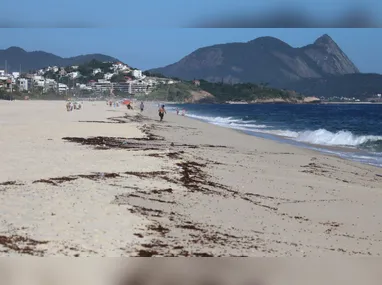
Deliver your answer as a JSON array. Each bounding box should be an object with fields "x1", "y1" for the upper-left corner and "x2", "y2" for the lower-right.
[
  {"x1": 66, "y1": 102, "x2": 71, "y2": 112},
  {"x1": 140, "y1": 101, "x2": 144, "y2": 112},
  {"x1": 176, "y1": 108, "x2": 179, "y2": 115},
  {"x1": 159, "y1": 105, "x2": 166, "y2": 122}
]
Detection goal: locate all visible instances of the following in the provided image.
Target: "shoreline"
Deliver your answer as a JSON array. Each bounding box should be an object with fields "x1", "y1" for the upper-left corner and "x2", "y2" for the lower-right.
[
  {"x1": 1, "y1": 100, "x2": 382, "y2": 257},
  {"x1": 231, "y1": 128, "x2": 381, "y2": 168},
  {"x1": 7, "y1": 98, "x2": 382, "y2": 105},
  {"x1": 169, "y1": 106, "x2": 382, "y2": 169}
]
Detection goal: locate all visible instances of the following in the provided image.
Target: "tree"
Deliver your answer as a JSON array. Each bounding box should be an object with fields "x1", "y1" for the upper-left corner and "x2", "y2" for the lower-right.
[
  {"x1": 143, "y1": 71, "x2": 166, "y2": 78},
  {"x1": 44, "y1": 70, "x2": 57, "y2": 80},
  {"x1": 94, "y1": 72, "x2": 105, "y2": 80},
  {"x1": 111, "y1": 73, "x2": 126, "y2": 82}
]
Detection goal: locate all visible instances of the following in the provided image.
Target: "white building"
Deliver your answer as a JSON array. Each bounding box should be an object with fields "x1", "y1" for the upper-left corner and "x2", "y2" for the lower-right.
[
  {"x1": 112, "y1": 62, "x2": 129, "y2": 72},
  {"x1": 10, "y1": 72, "x2": 20, "y2": 84},
  {"x1": 45, "y1": 78, "x2": 56, "y2": 84},
  {"x1": 34, "y1": 77, "x2": 46, "y2": 87},
  {"x1": 19, "y1": 78, "x2": 29, "y2": 91},
  {"x1": 33, "y1": 75, "x2": 44, "y2": 81},
  {"x1": 78, "y1": 84, "x2": 92, "y2": 91},
  {"x1": 104, "y1": 73, "x2": 114, "y2": 80},
  {"x1": 43, "y1": 79, "x2": 57, "y2": 92},
  {"x1": 68, "y1": 71, "x2": 80, "y2": 79},
  {"x1": 0, "y1": 70, "x2": 5, "y2": 76},
  {"x1": 93, "y1": 68, "x2": 102, "y2": 75},
  {"x1": 131, "y1": 69, "x2": 143, "y2": 79},
  {"x1": 58, "y1": 83, "x2": 68, "y2": 92},
  {"x1": 59, "y1": 68, "x2": 67, "y2": 76}
]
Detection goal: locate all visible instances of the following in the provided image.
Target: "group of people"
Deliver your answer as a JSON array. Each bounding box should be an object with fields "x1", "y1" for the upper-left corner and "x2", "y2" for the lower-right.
[
  {"x1": 176, "y1": 108, "x2": 186, "y2": 116},
  {"x1": 103, "y1": 99, "x2": 186, "y2": 123},
  {"x1": 157, "y1": 105, "x2": 186, "y2": 121},
  {"x1": 66, "y1": 101, "x2": 82, "y2": 112},
  {"x1": 123, "y1": 101, "x2": 165, "y2": 122},
  {"x1": 127, "y1": 101, "x2": 144, "y2": 111},
  {"x1": 107, "y1": 101, "x2": 120, "y2": 108}
]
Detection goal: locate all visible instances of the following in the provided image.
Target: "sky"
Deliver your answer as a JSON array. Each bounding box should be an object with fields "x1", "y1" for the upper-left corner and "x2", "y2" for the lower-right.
[
  {"x1": 1, "y1": 0, "x2": 382, "y2": 73},
  {"x1": 1, "y1": 0, "x2": 381, "y2": 28},
  {"x1": 0, "y1": 28, "x2": 381, "y2": 73}
]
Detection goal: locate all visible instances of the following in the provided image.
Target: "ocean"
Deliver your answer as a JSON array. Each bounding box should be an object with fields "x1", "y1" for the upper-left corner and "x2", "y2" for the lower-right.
[{"x1": 167, "y1": 103, "x2": 382, "y2": 168}]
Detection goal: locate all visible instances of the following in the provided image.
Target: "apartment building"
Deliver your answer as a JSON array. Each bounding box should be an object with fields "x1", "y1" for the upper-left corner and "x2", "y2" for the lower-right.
[{"x1": 18, "y1": 78, "x2": 29, "y2": 91}]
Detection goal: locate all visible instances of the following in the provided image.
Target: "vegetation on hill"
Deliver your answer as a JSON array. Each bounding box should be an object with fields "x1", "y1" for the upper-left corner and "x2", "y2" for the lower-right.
[
  {"x1": 143, "y1": 71, "x2": 167, "y2": 78},
  {"x1": 142, "y1": 80, "x2": 304, "y2": 103},
  {"x1": 111, "y1": 73, "x2": 132, "y2": 82},
  {"x1": 283, "y1": 73, "x2": 382, "y2": 99},
  {"x1": 76, "y1": 59, "x2": 113, "y2": 77},
  {"x1": 143, "y1": 71, "x2": 181, "y2": 81},
  {"x1": 198, "y1": 80, "x2": 304, "y2": 102},
  {"x1": 43, "y1": 59, "x2": 135, "y2": 84},
  {"x1": 138, "y1": 82, "x2": 198, "y2": 102}
]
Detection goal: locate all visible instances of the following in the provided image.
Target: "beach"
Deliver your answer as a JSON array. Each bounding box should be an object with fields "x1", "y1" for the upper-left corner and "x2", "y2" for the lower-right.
[{"x1": 1, "y1": 100, "x2": 382, "y2": 257}]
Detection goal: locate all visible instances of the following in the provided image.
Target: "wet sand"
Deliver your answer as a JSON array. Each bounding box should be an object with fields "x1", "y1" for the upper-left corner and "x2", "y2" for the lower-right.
[{"x1": 1, "y1": 100, "x2": 382, "y2": 257}]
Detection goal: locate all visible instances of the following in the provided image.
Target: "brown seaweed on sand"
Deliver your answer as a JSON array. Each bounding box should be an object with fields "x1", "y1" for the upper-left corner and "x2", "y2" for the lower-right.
[
  {"x1": 0, "y1": 234, "x2": 48, "y2": 256},
  {"x1": 62, "y1": 136, "x2": 161, "y2": 151},
  {"x1": 0, "y1": 181, "x2": 24, "y2": 186}
]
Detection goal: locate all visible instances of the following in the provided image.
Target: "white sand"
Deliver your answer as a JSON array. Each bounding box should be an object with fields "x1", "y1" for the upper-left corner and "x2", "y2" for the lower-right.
[
  {"x1": 1, "y1": 100, "x2": 382, "y2": 257},
  {"x1": 0, "y1": 100, "x2": 169, "y2": 256}
]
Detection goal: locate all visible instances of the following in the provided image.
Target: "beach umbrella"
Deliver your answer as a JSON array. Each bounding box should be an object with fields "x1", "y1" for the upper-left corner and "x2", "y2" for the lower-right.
[{"x1": 122, "y1": 100, "x2": 131, "y2": 105}]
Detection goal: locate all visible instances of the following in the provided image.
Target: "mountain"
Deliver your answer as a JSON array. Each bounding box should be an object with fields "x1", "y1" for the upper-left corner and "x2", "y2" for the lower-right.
[
  {"x1": 0, "y1": 47, "x2": 118, "y2": 72},
  {"x1": 149, "y1": 34, "x2": 360, "y2": 88}
]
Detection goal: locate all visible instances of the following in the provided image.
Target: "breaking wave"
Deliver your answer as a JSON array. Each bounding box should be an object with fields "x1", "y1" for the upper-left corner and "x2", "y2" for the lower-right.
[
  {"x1": 280, "y1": 129, "x2": 382, "y2": 148},
  {"x1": 186, "y1": 114, "x2": 268, "y2": 131},
  {"x1": 185, "y1": 113, "x2": 382, "y2": 149},
  {"x1": 180, "y1": 112, "x2": 382, "y2": 156}
]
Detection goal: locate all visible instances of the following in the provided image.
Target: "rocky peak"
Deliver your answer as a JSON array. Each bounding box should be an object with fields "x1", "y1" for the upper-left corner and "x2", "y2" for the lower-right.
[
  {"x1": 304, "y1": 34, "x2": 360, "y2": 74},
  {"x1": 313, "y1": 34, "x2": 338, "y2": 49}
]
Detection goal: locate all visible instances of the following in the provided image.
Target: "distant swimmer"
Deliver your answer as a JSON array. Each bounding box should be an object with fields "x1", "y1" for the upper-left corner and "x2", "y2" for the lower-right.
[{"x1": 159, "y1": 105, "x2": 166, "y2": 122}]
